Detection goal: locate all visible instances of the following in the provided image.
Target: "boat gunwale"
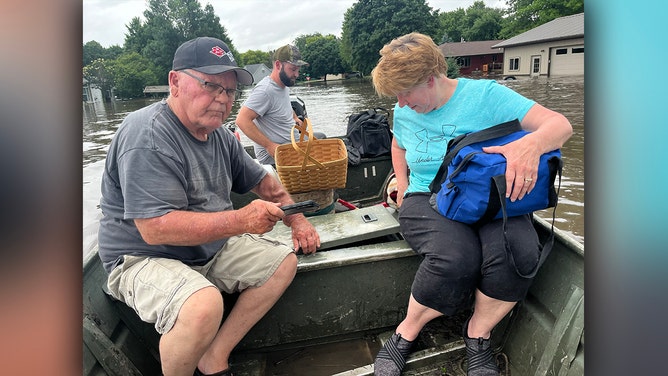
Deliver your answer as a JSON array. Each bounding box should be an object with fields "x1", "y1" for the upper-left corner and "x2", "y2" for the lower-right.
[{"x1": 84, "y1": 214, "x2": 583, "y2": 272}]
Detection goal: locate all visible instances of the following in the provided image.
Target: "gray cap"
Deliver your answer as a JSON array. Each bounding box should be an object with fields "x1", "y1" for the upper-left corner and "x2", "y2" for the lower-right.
[{"x1": 172, "y1": 37, "x2": 253, "y2": 85}]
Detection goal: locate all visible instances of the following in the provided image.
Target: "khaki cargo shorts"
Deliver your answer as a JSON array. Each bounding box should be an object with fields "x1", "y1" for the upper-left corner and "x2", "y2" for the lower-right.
[{"x1": 106, "y1": 234, "x2": 294, "y2": 334}]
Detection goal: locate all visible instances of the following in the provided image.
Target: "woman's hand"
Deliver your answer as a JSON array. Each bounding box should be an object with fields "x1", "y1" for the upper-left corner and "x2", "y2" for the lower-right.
[{"x1": 483, "y1": 137, "x2": 541, "y2": 202}]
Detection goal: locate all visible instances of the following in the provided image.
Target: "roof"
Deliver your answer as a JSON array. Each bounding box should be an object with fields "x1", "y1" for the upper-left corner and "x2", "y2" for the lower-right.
[
  {"x1": 143, "y1": 85, "x2": 169, "y2": 93},
  {"x1": 438, "y1": 40, "x2": 504, "y2": 57},
  {"x1": 492, "y1": 13, "x2": 584, "y2": 48},
  {"x1": 244, "y1": 63, "x2": 271, "y2": 76}
]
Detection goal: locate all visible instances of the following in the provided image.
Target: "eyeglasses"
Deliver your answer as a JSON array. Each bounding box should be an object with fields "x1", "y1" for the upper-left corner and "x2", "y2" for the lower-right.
[
  {"x1": 180, "y1": 70, "x2": 240, "y2": 99},
  {"x1": 396, "y1": 78, "x2": 431, "y2": 98}
]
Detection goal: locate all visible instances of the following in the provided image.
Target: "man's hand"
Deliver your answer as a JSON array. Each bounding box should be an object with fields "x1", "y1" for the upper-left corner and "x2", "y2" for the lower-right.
[
  {"x1": 284, "y1": 214, "x2": 320, "y2": 254},
  {"x1": 237, "y1": 199, "x2": 284, "y2": 234}
]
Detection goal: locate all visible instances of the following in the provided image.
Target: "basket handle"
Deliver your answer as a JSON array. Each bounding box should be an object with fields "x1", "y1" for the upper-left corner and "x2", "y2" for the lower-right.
[{"x1": 290, "y1": 118, "x2": 325, "y2": 169}]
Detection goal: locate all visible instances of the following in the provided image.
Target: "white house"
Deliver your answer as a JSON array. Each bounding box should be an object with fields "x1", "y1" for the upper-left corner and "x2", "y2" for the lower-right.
[
  {"x1": 492, "y1": 13, "x2": 584, "y2": 78},
  {"x1": 83, "y1": 78, "x2": 103, "y2": 103}
]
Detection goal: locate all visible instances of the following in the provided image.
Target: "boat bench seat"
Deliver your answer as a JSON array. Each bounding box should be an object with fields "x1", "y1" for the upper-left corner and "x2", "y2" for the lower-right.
[
  {"x1": 264, "y1": 204, "x2": 410, "y2": 272},
  {"x1": 266, "y1": 204, "x2": 402, "y2": 251}
]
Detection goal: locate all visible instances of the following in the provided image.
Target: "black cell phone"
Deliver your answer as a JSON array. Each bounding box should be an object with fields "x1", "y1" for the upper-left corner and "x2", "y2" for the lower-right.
[{"x1": 280, "y1": 200, "x2": 319, "y2": 215}]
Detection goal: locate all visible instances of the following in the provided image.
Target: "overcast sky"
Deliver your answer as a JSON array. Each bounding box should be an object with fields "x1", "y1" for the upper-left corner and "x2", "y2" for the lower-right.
[{"x1": 83, "y1": 0, "x2": 505, "y2": 51}]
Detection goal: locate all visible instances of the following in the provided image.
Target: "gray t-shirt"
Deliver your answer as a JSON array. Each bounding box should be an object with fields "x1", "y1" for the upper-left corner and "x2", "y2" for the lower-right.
[
  {"x1": 242, "y1": 76, "x2": 295, "y2": 164},
  {"x1": 98, "y1": 100, "x2": 267, "y2": 273}
]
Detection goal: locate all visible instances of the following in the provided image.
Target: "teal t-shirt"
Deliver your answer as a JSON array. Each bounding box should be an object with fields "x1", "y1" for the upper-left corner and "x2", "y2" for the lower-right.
[{"x1": 393, "y1": 78, "x2": 535, "y2": 193}]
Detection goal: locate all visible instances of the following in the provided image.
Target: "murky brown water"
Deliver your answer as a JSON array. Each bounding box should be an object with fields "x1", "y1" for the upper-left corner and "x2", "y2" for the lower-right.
[{"x1": 83, "y1": 76, "x2": 584, "y2": 253}]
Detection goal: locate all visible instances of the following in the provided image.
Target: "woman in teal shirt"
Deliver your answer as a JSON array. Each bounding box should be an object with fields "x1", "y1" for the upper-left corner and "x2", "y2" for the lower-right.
[{"x1": 370, "y1": 33, "x2": 572, "y2": 376}]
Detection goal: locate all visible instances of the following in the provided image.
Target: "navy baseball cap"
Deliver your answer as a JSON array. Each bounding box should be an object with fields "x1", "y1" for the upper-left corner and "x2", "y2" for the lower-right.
[{"x1": 172, "y1": 37, "x2": 253, "y2": 85}]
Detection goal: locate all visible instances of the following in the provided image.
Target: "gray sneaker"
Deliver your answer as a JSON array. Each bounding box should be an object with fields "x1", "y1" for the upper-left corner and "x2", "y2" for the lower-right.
[
  {"x1": 463, "y1": 319, "x2": 499, "y2": 376},
  {"x1": 374, "y1": 333, "x2": 413, "y2": 376}
]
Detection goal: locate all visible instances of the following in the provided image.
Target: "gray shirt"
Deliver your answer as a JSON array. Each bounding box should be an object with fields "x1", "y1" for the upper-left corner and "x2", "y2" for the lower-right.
[
  {"x1": 98, "y1": 100, "x2": 266, "y2": 273},
  {"x1": 242, "y1": 76, "x2": 295, "y2": 164}
]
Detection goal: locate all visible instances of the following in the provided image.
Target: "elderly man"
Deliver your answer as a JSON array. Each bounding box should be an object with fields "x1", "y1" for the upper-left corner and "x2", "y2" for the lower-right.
[{"x1": 98, "y1": 37, "x2": 320, "y2": 376}]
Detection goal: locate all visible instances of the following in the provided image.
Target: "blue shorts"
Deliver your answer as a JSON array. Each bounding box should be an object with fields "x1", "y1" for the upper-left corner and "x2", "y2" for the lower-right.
[{"x1": 399, "y1": 193, "x2": 541, "y2": 315}]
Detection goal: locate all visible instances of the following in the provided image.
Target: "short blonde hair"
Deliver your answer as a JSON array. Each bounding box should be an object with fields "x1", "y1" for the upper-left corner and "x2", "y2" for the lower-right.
[{"x1": 371, "y1": 32, "x2": 448, "y2": 97}]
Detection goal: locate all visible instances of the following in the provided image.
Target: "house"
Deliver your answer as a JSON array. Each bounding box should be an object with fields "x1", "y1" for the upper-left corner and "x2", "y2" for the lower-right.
[
  {"x1": 243, "y1": 63, "x2": 271, "y2": 85},
  {"x1": 143, "y1": 86, "x2": 169, "y2": 97},
  {"x1": 492, "y1": 13, "x2": 584, "y2": 78},
  {"x1": 439, "y1": 40, "x2": 504, "y2": 76},
  {"x1": 83, "y1": 78, "x2": 103, "y2": 103}
]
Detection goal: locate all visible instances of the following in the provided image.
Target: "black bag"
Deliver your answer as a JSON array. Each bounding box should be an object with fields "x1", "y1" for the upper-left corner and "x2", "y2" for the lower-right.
[{"x1": 345, "y1": 108, "x2": 392, "y2": 158}]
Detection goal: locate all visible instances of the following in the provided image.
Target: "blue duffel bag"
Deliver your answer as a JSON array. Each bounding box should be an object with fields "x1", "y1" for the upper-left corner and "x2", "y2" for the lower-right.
[
  {"x1": 428, "y1": 119, "x2": 563, "y2": 278},
  {"x1": 428, "y1": 119, "x2": 562, "y2": 226}
]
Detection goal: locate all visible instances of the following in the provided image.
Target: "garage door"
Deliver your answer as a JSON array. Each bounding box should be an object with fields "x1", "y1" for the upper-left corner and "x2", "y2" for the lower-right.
[{"x1": 550, "y1": 45, "x2": 584, "y2": 76}]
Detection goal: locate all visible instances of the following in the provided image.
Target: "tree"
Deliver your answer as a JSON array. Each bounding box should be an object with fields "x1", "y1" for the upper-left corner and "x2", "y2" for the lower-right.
[
  {"x1": 294, "y1": 34, "x2": 345, "y2": 82},
  {"x1": 111, "y1": 52, "x2": 161, "y2": 99},
  {"x1": 500, "y1": 0, "x2": 584, "y2": 39},
  {"x1": 124, "y1": 17, "x2": 150, "y2": 55},
  {"x1": 446, "y1": 57, "x2": 460, "y2": 78},
  {"x1": 439, "y1": 8, "x2": 466, "y2": 43},
  {"x1": 84, "y1": 0, "x2": 244, "y2": 103},
  {"x1": 439, "y1": 1, "x2": 503, "y2": 42},
  {"x1": 462, "y1": 1, "x2": 504, "y2": 41},
  {"x1": 123, "y1": 0, "x2": 240, "y2": 83},
  {"x1": 83, "y1": 41, "x2": 124, "y2": 66},
  {"x1": 83, "y1": 58, "x2": 115, "y2": 101},
  {"x1": 83, "y1": 41, "x2": 105, "y2": 67},
  {"x1": 341, "y1": 0, "x2": 441, "y2": 76},
  {"x1": 240, "y1": 50, "x2": 271, "y2": 67}
]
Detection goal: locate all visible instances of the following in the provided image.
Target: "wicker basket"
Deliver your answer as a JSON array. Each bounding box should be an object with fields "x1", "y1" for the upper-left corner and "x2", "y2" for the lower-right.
[{"x1": 275, "y1": 119, "x2": 348, "y2": 194}]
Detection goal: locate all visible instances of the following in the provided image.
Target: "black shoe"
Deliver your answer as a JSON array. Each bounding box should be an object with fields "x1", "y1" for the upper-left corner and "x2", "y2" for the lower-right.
[{"x1": 463, "y1": 318, "x2": 499, "y2": 376}]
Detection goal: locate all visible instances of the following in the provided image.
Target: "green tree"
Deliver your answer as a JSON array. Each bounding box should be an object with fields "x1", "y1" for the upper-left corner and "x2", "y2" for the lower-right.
[
  {"x1": 106, "y1": 45, "x2": 124, "y2": 60},
  {"x1": 124, "y1": 0, "x2": 239, "y2": 83},
  {"x1": 439, "y1": 1, "x2": 503, "y2": 42},
  {"x1": 240, "y1": 50, "x2": 271, "y2": 67},
  {"x1": 462, "y1": 1, "x2": 504, "y2": 41},
  {"x1": 439, "y1": 8, "x2": 466, "y2": 43},
  {"x1": 446, "y1": 57, "x2": 460, "y2": 78},
  {"x1": 294, "y1": 34, "x2": 345, "y2": 82},
  {"x1": 500, "y1": 0, "x2": 584, "y2": 39},
  {"x1": 124, "y1": 17, "x2": 150, "y2": 55},
  {"x1": 83, "y1": 41, "x2": 105, "y2": 67},
  {"x1": 341, "y1": 0, "x2": 440, "y2": 75},
  {"x1": 83, "y1": 41, "x2": 124, "y2": 66},
  {"x1": 111, "y1": 52, "x2": 161, "y2": 99},
  {"x1": 83, "y1": 58, "x2": 115, "y2": 101}
]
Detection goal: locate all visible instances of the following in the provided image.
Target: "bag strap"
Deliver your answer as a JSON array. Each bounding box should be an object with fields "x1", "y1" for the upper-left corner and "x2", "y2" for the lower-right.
[
  {"x1": 486, "y1": 166, "x2": 563, "y2": 279},
  {"x1": 476, "y1": 156, "x2": 563, "y2": 227},
  {"x1": 429, "y1": 119, "x2": 522, "y2": 193},
  {"x1": 374, "y1": 107, "x2": 389, "y2": 116}
]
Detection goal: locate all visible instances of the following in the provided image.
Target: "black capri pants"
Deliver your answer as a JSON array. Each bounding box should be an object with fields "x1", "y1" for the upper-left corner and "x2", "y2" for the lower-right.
[{"x1": 399, "y1": 193, "x2": 542, "y2": 316}]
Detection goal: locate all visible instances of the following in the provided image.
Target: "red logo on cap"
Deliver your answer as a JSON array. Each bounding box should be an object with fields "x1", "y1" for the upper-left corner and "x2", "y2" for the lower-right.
[{"x1": 210, "y1": 46, "x2": 225, "y2": 57}]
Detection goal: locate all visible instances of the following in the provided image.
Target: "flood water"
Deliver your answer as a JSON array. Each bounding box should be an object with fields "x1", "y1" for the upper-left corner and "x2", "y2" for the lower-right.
[{"x1": 83, "y1": 76, "x2": 584, "y2": 257}]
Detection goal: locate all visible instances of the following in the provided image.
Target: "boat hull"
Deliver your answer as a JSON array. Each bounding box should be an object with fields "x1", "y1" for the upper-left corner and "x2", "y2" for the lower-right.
[{"x1": 83, "y1": 151, "x2": 583, "y2": 375}]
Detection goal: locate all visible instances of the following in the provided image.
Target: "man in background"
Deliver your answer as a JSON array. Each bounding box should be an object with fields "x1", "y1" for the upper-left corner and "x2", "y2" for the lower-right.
[{"x1": 236, "y1": 44, "x2": 317, "y2": 165}]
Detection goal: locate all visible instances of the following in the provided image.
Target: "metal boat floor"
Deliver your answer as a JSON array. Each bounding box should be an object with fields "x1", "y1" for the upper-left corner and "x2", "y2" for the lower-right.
[{"x1": 228, "y1": 310, "x2": 507, "y2": 376}]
